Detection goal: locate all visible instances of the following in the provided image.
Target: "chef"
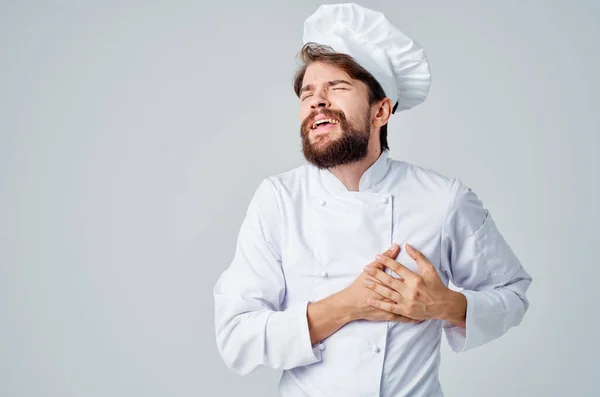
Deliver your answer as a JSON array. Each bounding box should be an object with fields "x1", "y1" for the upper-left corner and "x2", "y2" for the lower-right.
[{"x1": 213, "y1": 3, "x2": 532, "y2": 396}]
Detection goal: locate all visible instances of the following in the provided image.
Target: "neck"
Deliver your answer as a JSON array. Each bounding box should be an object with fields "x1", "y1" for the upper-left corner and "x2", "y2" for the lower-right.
[{"x1": 328, "y1": 146, "x2": 382, "y2": 192}]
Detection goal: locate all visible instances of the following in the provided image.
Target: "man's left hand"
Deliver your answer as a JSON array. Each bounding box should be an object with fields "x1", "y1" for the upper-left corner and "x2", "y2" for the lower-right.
[{"x1": 362, "y1": 243, "x2": 455, "y2": 322}]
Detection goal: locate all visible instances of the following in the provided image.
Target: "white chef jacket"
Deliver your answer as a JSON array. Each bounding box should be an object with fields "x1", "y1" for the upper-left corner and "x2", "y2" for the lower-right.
[{"x1": 213, "y1": 149, "x2": 532, "y2": 397}]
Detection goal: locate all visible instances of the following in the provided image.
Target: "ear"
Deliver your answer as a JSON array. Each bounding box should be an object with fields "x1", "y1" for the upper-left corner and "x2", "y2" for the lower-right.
[{"x1": 371, "y1": 97, "x2": 393, "y2": 129}]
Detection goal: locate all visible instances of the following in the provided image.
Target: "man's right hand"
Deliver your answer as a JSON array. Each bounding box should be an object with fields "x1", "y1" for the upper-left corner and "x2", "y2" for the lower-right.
[{"x1": 334, "y1": 244, "x2": 423, "y2": 324}]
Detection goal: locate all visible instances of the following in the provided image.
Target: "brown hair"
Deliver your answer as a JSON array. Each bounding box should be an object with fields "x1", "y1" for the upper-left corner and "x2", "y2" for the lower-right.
[{"x1": 292, "y1": 42, "x2": 394, "y2": 151}]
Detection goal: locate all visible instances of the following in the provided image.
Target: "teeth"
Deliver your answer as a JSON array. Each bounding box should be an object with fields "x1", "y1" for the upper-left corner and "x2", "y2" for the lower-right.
[{"x1": 312, "y1": 118, "x2": 339, "y2": 129}]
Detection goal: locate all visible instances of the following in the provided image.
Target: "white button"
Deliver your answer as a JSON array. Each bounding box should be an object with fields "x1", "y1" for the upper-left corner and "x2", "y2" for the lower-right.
[
  {"x1": 319, "y1": 343, "x2": 326, "y2": 351},
  {"x1": 319, "y1": 270, "x2": 328, "y2": 278},
  {"x1": 320, "y1": 199, "x2": 327, "y2": 206},
  {"x1": 372, "y1": 346, "x2": 380, "y2": 353},
  {"x1": 381, "y1": 197, "x2": 389, "y2": 204}
]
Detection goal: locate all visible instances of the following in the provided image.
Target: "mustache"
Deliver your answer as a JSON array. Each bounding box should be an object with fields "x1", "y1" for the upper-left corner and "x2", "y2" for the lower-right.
[{"x1": 301, "y1": 109, "x2": 347, "y2": 132}]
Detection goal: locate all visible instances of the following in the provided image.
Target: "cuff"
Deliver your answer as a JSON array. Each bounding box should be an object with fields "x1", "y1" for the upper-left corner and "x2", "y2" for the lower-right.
[
  {"x1": 266, "y1": 300, "x2": 322, "y2": 368},
  {"x1": 443, "y1": 290, "x2": 481, "y2": 353}
]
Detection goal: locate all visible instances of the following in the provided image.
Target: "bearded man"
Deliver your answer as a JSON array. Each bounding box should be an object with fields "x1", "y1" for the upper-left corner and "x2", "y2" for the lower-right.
[{"x1": 213, "y1": 4, "x2": 532, "y2": 397}]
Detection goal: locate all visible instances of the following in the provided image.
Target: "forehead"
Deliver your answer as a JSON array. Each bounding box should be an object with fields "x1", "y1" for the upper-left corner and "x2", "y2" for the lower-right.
[{"x1": 302, "y1": 61, "x2": 354, "y2": 85}]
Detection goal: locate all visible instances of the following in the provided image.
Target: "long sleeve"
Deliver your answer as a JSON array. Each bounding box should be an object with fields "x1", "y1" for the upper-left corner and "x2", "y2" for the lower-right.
[
  {"x1": 440, "y1": 178, "x2": 533, "y2": 353},
  {"x1": 213, "y1": 178, "x2": 321, "y2": 375}
]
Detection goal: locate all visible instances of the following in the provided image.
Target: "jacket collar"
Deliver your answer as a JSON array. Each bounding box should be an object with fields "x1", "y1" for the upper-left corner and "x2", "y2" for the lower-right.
[{"x1": 318, "y1": 149, "x2": 391, "y2": 192}]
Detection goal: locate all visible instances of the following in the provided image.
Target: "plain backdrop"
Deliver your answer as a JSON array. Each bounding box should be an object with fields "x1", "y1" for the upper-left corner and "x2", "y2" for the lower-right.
[{"x1": 1, "y1": 0, "x2": 599, "y2": 396}]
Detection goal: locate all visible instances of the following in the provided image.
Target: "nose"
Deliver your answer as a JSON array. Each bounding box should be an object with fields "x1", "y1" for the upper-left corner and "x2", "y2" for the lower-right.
[{"x1": 309, "y1": 88, "x2": 330, "y2": 110}]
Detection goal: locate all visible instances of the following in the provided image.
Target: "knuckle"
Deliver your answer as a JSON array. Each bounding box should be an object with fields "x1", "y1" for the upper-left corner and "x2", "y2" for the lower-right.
[{"x1": 371, "y1": 261, "x2": 383, "y2": 270}]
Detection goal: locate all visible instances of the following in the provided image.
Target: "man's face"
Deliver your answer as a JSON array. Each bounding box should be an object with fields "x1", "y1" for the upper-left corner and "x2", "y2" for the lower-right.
[{"x1": 299, "y1": 61, "x2": 373, "y2": 169}]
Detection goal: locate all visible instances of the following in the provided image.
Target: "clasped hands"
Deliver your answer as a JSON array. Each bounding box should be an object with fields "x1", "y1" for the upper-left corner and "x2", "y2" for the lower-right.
[
  {"x1": 347, "y1": 243, "x2": 463, "y2": 325},
  {"x1": 306, "y1": 243, "x2": 467, "y2": 345}
]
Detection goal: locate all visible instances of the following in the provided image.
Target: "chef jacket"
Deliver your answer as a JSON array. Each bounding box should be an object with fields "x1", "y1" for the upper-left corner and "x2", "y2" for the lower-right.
[{"x1": 213, "y1": 149, "x2": 532, "y2": 397}]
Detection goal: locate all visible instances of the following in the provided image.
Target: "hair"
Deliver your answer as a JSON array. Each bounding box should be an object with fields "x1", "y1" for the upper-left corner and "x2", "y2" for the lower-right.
[{"x1": 292, "y1": 42, "x2": 393, "y2": 152}]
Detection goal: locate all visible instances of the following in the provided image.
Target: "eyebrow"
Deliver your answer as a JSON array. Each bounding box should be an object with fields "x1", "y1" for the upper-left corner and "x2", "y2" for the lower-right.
[{"x1": 299, "y1": 80, "x2": 353, "y2": 96}]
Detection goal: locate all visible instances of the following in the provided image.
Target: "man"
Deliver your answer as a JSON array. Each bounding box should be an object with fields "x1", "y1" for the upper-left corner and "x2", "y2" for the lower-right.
[{"x1": 213, "y1": 3, "x2": 532, "y2": 396}]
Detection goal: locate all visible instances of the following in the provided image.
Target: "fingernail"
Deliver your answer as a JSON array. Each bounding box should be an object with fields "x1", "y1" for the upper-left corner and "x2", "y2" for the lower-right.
[
  {"x1": 375, "y1": 254, "x2": 382, "y2": 261},
  {"x1": 363, "y1": 280, "x2": 373, "y2": 287},
  {"x1": 389, "y1": 243, "x2": 396, "y2": 250}
]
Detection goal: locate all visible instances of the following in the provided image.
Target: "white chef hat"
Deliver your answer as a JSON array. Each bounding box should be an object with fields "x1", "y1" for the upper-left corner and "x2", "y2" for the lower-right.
[{"x1": 302, "y1": 3, "x2": 431, "y2": 113}]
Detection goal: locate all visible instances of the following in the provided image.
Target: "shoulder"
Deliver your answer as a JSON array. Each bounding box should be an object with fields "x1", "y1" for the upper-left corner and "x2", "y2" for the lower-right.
[
  {"x1": 262, "y1": 163, "x2": 316, "y2": 200},
  {"x1": 388, "y1": 158, "x2": 484, "y2": 223},
  {"x1": 390, "y1": 158, "x2": 457, "y2": 197}
]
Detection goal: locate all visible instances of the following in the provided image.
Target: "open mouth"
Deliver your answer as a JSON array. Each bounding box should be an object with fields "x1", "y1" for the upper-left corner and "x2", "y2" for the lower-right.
[{"x1": 311, "y1": 118, "x2": 340, "y2": 131}]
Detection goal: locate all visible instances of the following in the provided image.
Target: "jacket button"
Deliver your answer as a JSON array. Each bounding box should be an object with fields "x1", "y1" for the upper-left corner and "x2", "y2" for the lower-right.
[
  {"x1": 371, "y1": 346, "x2": 380, "y2": 353},
  {"x1": 320, "y1": 199, "x2": 327, "y2": 206},
  {"x1": 319, "y1": 270, "x2": 328, "y2": 278},
  {"x1": 381, "y1": 197, "x2": 389, "y2": 204},
  {"x1": 319, "y1": 343, "x2": 326, "y2": 351}
]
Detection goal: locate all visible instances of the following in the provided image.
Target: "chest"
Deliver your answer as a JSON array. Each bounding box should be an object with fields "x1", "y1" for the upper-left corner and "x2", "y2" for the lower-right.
[{"x1": 279, "y1": 190, "x2": 447, "y2": 303}]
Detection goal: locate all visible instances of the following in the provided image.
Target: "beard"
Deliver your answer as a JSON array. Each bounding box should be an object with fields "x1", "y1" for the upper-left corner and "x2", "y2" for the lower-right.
[{"x1": 300, "y1": 108, "x2": 371, "y2": 169}]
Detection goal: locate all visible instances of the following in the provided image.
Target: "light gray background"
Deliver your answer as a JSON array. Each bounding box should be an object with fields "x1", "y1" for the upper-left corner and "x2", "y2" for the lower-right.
[{"x1": 1, "y1": 1, "x2": 598, "y2": 396}]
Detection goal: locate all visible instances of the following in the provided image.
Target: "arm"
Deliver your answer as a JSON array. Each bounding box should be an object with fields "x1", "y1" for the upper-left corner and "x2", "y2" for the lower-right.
[
  {"x1": 307, "y1": 293, "x2": 354, "y2": 345},
  {"x1": 213, "y1": 179, "x2": 321, "y2": 375},
  {"x1": 440, "y1": 178, "x2": 533, "y2": 353}
]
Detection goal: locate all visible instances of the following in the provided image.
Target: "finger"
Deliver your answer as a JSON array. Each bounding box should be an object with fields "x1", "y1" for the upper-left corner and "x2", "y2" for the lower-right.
[
  {"x1": 404, "y1": 243, "x2": 435, "y2": 275},
  {"x1": 364, "y1": 278, "x2": 390, "y2": 299},
  {"x1": 383, "y1": 243, "x2": 400, "y2": 259},
  {"x1": 363, "y1": 279, "x2": 403, "y2": 302},
  {"x1": 366, "y1": 297, "x2": 404, "y2": 315},
  {"x1": 369, "y1": 243, "x2": 400, "y2": 270},
  {"x1": 363, "y1": 266, "x2": 408, "y2": 296},
  {"x1": 364, "y1": 274, "x2": 386, "y2": 286},
  {"x1": 374, "y1": 254, "x2": 419, "y2": 286}
]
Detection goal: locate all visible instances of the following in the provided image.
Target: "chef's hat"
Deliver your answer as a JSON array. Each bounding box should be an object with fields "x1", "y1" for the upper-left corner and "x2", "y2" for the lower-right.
[{"x1": 302, "y1": 3, "x2": 431, "y2": 113}]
